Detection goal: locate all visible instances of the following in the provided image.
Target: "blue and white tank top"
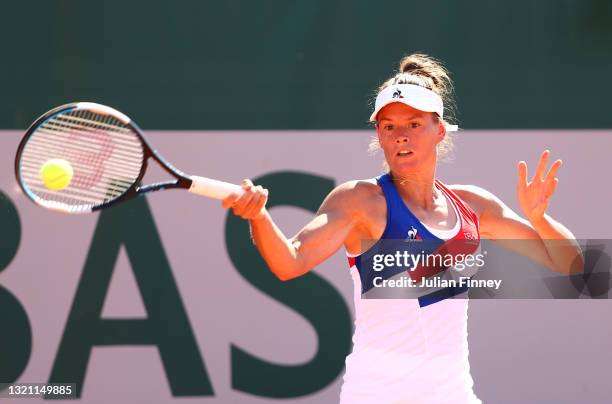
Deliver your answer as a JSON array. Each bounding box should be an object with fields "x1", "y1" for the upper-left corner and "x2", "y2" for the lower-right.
[{"x1": 340, "y1": 174, "x2": 482, "y2": 404}]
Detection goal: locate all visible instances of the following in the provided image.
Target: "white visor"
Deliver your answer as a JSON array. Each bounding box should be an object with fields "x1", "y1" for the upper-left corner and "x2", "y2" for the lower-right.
[{"x1": 370, "y1": 84, "x2": 458, "y2": 131}]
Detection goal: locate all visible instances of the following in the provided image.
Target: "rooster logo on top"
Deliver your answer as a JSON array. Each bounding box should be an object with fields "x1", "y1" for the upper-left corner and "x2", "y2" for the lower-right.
[
  {"x1": 405, "y1": 226, "x2": 418, "y2": 241},
  {"x1": 392, "y1": 88, "x2": 404, "y2": 99}
]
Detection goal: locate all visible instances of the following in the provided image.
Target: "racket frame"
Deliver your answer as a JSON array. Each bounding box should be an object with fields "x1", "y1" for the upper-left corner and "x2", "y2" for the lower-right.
[{"x1": 15, "y1": 102, "x2": 195, "y2": 212}]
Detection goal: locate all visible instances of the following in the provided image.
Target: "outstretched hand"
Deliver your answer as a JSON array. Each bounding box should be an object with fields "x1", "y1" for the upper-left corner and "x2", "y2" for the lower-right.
[{"x1": 517, "y1": 150, "x2": 562, "y2": 224}]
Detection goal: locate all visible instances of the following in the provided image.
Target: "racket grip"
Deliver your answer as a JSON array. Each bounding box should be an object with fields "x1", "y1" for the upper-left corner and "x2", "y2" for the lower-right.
[{"x1": 189, "y1": 176, "x2": 244, "y2": 200}]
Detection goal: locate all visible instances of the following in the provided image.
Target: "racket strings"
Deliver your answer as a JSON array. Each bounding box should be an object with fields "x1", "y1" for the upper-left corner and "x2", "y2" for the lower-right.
[{"x1": 19, "y1": 109, "x2": 145, "y2": 212}]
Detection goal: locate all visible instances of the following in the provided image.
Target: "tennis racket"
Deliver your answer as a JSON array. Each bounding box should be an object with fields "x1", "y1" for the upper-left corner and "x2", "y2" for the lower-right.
[{"x1": 15, "y1": 102, "x2": 244, "y2": 213}]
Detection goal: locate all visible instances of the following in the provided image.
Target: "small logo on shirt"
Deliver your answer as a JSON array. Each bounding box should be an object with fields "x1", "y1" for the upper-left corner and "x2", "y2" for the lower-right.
[
  {"x1": 392, "y1": 89, "x2": 403, "y2": 98},
  {"x1": 464, "y1": 232, "x2": 476, "y2": 240},
  {"x1": 405, "y1": 226, "x2": 418, "y2": 241}
]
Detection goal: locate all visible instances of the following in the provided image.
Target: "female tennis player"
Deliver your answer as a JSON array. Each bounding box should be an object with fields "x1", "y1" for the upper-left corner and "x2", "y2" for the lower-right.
[{"x1": 222, "y1": 54, "x2": 583, "y2": 404}]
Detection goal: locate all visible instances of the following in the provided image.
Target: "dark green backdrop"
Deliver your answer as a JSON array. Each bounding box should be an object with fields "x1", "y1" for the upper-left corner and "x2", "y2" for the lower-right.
[{"x1": 3, "y1": 0, "x2": 611, "y2": 129}]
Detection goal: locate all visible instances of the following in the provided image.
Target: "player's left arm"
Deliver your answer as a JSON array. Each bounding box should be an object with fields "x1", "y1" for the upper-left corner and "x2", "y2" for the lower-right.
[{"x1": 450, "y1": 150, "x2": 584, "y2": 274}]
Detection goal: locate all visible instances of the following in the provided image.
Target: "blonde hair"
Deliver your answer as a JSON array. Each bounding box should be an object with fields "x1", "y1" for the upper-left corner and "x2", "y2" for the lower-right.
[{"x1": 369, "y1": 53, "x2": 457, "y2": 162}]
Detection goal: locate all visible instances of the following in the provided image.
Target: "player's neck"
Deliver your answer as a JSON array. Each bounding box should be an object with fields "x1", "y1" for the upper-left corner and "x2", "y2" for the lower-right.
[{"x1": 389, "y1": 168, "x2": 440, "y2": 211}]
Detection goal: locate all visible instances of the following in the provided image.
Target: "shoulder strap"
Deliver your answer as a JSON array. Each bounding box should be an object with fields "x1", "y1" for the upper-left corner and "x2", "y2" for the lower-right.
[{"x1": 435, "y1": 179, "x2": 480, "y2": 236}]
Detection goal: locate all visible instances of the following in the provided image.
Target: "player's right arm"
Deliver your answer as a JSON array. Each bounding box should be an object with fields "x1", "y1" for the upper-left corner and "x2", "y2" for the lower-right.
[{"x1": 223, "y1": 179, "x2": 366, "y2": 281}]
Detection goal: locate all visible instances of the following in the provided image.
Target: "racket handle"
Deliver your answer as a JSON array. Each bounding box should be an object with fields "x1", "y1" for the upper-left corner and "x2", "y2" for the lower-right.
[{"x1": 189, "y1": 176, "x2": 244, "y2": 200}]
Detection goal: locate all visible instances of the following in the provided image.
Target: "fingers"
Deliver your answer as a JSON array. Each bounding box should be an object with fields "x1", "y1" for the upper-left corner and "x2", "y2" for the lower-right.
[
  {"x1": 241, "y1": 178, "x2": 254, "y2": 189},
  {"x1": 523, "y1": 150, "x2": 562, "y2": 184},
  {"x1": 519, "y1": 150, "x2": 561, "y2": 220},
  {"x1": 544, "y1": 159, "x2": 562, "y2": 183},
  {"x1": 544, "y1": 177, "x2": 559, "y2": 198},
  {"x1": 542, "y1": 159, "x2": 562, "y2": 201},
  {"x1": 232, "y1": 188, "x2": 257, "y2": 217},
  {"x1": 243, "y1": 186, "x2": 268, "y2": 218},
  {"x1": 534, "y1": 149, "x2": 550, "y2": 181},
  {"x1": 222, "y1": 179, "x2": 269, "y2": 220},
  {"x1": 222, "y1": 179, "x2": 253, "y2": 208},
  {"x1": 517, "y1": 161, "x2": 528, "y2": 190},
  {"x1": 222, "y1": 192, "x2": 240, "y2": 209}
]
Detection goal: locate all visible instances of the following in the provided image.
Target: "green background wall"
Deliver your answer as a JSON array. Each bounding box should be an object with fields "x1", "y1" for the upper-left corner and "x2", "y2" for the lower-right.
[{"x1": 2, "y1": 0, "x2": 611, "y2": 130}]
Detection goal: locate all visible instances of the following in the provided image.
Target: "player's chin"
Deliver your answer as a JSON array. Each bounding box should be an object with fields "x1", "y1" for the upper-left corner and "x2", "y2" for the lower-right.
[{"x1": 390, "y1": 158, "x2": 418, "y2": 172}]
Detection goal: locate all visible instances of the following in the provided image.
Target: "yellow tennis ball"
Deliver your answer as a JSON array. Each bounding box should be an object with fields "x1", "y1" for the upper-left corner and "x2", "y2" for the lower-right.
[{"x1": 40, "y1": 159, "x2": 74, "y2": 191}]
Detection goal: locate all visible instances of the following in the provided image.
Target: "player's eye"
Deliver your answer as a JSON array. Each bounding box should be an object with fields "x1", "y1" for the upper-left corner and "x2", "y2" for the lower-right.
[
  {"x1": 383, "y1": 124, "x2": 394, "y2": 131},
  {"x1": 410, "y1": 122, "x2": 421, "y2": 128}
]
